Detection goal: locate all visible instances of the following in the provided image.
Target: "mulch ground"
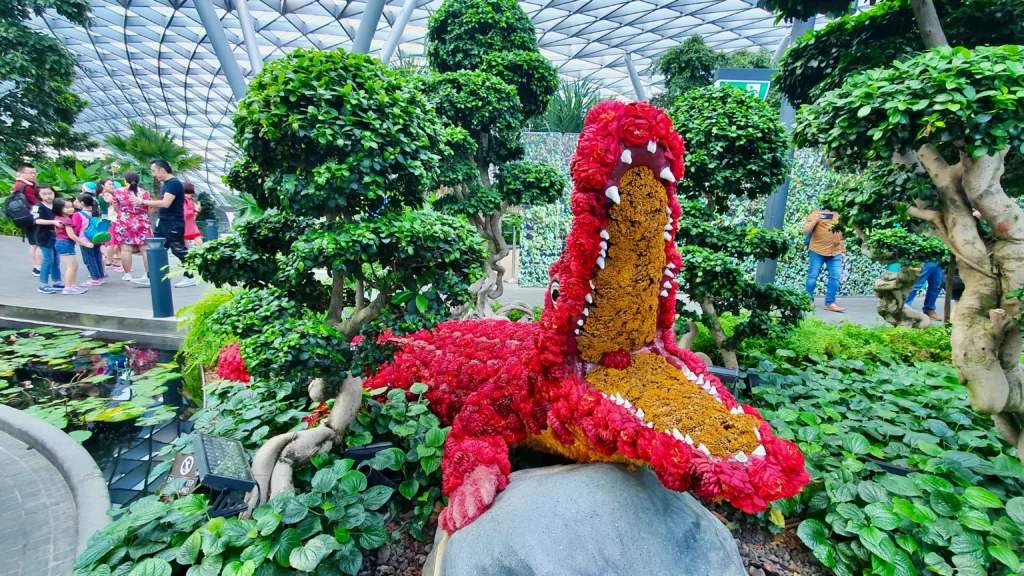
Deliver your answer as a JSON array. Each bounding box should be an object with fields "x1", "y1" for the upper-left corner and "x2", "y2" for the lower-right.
[{"x1": 357, "y1": 505, "x2": 824, "y2": 576}]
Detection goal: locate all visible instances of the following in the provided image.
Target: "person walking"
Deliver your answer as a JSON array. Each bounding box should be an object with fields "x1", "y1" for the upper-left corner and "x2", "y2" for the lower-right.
[
  {"x1": 182, "y1": 183, "x2": 203, "y2": 248},
  {"x1": 111, "y1": 171, "x2": 152, "y2": 283},
  {"x1": 803, "y1": 206, "x2": 846, "y2": 313},
  {"x1": 905, "y1": 261, "x2": 944, "y2": 322},
  {"x1": 135, "y1": 159, "x2": 196, "y2": 287},
  {"x1": 12, "y1": 163, "x2": 42, "y2": 275}
]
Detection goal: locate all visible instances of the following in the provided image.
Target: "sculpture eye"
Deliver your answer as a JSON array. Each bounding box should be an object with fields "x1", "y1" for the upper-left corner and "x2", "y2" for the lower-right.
[{"x1": 550, "y1": 280, "x2": 560, "y2": 304}]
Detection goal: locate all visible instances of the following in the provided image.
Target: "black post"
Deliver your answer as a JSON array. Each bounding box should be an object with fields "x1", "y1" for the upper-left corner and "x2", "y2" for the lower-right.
[
  {"x1": 204, "y1": 219, "x2": 219, "y2": 242},
  {"x1": 145, "y1": 238, "x2": 174, "y2": 318}
]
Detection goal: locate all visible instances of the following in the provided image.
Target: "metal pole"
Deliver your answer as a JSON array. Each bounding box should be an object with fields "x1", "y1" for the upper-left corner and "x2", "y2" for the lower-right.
[
  {"x1": 624, "y1": 53, "x2": 647, "y2": 101},
  {"x1": 145, "y1": 238, "x2": 174, "y2": 318},
  {"x1": 352, "y1": 0, "x2": 387, "y2": 55},
  {"x1": 195, "y1": 0, "x2": 248, "y2": 100},
  {"x1": 205, "y1": 219, "x2": 219, "y2": 242},
  {"x1": 234, "y1": 0, "x2": 262, "y2": 74},
  {"x1": 755, "y1": 16, "x2": 815, "y2": 286},
  {"x1": 380, "y1": 0, "x2": 418, "y2": 64}
]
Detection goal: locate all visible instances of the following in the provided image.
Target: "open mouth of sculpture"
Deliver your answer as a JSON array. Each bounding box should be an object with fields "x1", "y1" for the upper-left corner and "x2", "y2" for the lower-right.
[{"x1": 572, "y1": 142, "x2": 763, "y2": 462}]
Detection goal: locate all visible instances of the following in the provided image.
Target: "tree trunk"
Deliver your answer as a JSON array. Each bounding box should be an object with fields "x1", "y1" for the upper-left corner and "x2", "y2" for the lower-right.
[
  {"x1": 700, "y1": 297, "x2": 738, "y2": 370},
  {"x1": 910, "y1": 0, "x2": 949, "y2": 48},
  {"x1": 678, "y1": 320, "x2": 699, "y2": 350},
  {"x1": 246, "y1": 375, "x2": 365, "y2": 509},
  {"x1": 874, "y1": 266, "x2": 932, "y2": 329},
  {"x1": 910, "y1": 145, "x2": 1024, "y2": 458},
  {"x1": 327, "y1": 272, "x2": 347, "y2": 327}
]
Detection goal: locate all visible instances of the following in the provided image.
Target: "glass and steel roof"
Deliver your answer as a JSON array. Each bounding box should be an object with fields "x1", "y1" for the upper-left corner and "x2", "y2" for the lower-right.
[{"x1": 31, "y1": 0, "x2": 798, "y2": 199}]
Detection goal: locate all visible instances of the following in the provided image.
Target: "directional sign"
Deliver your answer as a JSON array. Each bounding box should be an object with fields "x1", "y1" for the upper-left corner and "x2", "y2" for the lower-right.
[{"x1": 713, "y1": 68, "x2": 778, "y2": 102}]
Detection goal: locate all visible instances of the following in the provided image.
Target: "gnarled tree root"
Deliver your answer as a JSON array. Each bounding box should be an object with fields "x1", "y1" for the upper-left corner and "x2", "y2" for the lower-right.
[{"x1": 245, "y1": 375, "x2": 364, "y2": 510}]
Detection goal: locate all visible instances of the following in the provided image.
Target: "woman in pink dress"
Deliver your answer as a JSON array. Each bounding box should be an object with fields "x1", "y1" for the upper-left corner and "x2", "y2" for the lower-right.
[
  {"x1": 111, "y1": 171, "x2": 153, "y2": 282},
  {"x1": 99, "y1": 178, "x2": 123, "y2": 271},
  {"x1": 182, "y1": 182, "x2": 203, "y2": 247}
]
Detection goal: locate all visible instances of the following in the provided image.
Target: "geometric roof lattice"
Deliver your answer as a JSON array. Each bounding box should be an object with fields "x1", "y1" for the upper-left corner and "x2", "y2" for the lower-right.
[{"x1": 31, "y1": 0, "x2": 799, "y2": 200}]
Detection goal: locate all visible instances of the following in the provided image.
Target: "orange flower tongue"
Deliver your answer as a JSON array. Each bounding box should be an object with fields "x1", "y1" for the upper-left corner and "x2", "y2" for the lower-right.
[
  {"x1": 576, "y1": 166, "x2": 666, "y2": 362},
  {"x1": 585, "y1": 353, "x2": 760, "y2": 457}
]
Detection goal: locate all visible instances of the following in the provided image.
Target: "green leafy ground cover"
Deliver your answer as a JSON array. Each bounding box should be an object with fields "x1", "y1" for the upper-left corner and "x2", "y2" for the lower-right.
[
  {"x1": 0, "y1": 327, "x2": 180, "y2": 443},
  {"x1": 751, "y1": 357, "x2": 1024, "y2": 576}
]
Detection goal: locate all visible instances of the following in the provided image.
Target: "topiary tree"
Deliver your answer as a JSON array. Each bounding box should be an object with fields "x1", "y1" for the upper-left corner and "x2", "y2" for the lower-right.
[
  {"x1": 651, "y1": 35, "x2": 774, "y2": 109},
  {"x1": 776, "y1": 0, "x2": 1024, "y2": 459},
  {"x1": 187, "y1": 48, "x2": 485, "y2": 498},
  {"x1": 820, "y1": 163, "x2": 950, "y2": 329},
  {"x1": 423, "y1": 0, "x2": 567, "y2": 317},
  {"x1": 668, "y1": 86, "x2": 807, "y2": 369}
]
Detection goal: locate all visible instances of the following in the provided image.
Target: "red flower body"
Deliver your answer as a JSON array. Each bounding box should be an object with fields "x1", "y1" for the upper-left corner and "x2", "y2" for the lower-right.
[{"x1": 216, "y1": 343, "x2": 250, "y2": 383}]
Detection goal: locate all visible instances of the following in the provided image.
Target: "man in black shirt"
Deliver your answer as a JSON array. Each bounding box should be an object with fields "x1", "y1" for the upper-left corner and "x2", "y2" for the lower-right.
[{"x1": 135, "y1": 158, "x2": 196, "y2": 287}]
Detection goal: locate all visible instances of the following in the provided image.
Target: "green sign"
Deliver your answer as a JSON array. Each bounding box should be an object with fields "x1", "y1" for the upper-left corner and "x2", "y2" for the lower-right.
[{"x1": 714, "y1": 79, "x2": 771, "y2": 101}]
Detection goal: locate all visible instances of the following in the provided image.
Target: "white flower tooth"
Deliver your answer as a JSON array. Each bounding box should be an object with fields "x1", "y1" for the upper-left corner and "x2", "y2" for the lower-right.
[
  {"x1": 660, "y1": 290, "x2": 669, "y2": 297},
  {"x1": 660, "y1": 167, "x2": 676, "y2": 181},
  {"x1": 698, "y1": 443, "x2": 711, "y2": 456},
  {"x1": 663, "y1": 281, "x2": 672, "y2": 289},
  {"x1": 663, "y1": 231, "x2": 672, "y2": 241},
  {"x1": 664, "y1": 223, "x2": 672, "y2": 231},
  {"x1": 605, "y1": 186, "x2": 621, "y2": 204},
  {"x1": 753, "y1": 427, "x2": 761, "y2": 440},
  {"x1": 667, "y1": 262, "x2": 676, "y2": 270},
  {"x1": 665, "y1": 269, "x2": 675, "y2": 278},
  {"x1": 577, "y1": 319, "x2": 585, "y2": 326},
  {"x1": 599, "y1": 240, "x2": 608, "y2": 250},
  {"x1": 583, "y1": 308, "x2": 589, "y2": 317},
  {"x1": 621, "y1": 149, "x2": 632, "y2": 164},
  {"x1": 647, "y1": 422, "x2": 654, "y2": 428},
  {"x1": 597, "y1": 256, "x2": 606, "y2": 269},
  {"x1": 696, "y1": 375, "x2": 705, "y2": 385},
  {"x1": 665, "y1": 206, "x2": 671, "y2": 214},
  {"x1": 684, "y1": 434, "x2": 694, "y2": 445},
  {"x1": 647, "y1": 141, "x2": 657, "y2": 153},
  {"x1": 672, "y1": 428, "x2": 684, "y2": 441},
  {"x1": 615, "y1": 393, "x2": 624, "y2": 404},
  {"x1": 585, "y1": 293, "x2": 593, "y2": 304},
  {"x1": 574, "y1": 328, "x2": 580, "y2": 335},
  {"x1": 623, "y1": 399, "x2": 632, "y2": 409},
  {"x1": 600, "y1": 230, "x2": 610, "y2": 240},
  {"x1": 589, "y1": 279, "x2": 596, "y2": 289},
  {"x1": 752, "y1": 445, "x2": 767, "y2": 458},
  {"x1": 635, "y1": 408, "x2": 644, "y2": 419},
  {"x1": 735, "y1": 451, "x2": 749, "y2": 463},
  {"x1": 730, "y1": 406, "x2": 742, "y2": 415}
]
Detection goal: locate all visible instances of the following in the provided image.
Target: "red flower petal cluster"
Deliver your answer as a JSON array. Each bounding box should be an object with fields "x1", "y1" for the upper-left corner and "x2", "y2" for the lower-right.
[
  {"x1": 302, "y1": 402, "x2": 330, "y2": 428},
  {"x1": 216, "y1": 342, "x2": 250, "y2": 383}
]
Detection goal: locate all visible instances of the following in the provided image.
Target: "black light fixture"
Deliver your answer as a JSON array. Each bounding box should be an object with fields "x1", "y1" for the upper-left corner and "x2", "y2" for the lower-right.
[{"x1": 193, "y1": 434, "x2": 256, "y2": 517}]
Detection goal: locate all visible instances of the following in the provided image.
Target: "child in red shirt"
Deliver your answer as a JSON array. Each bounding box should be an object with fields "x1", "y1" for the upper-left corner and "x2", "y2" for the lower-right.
[{"x1": 52, "y1": 198, "x2": 94, "y2": 295}]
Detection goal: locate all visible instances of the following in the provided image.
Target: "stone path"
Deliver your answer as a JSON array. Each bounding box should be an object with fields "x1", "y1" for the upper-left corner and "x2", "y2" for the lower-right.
[{"x1": 0, "y1": 431, "x2": 77, "y2": 576}]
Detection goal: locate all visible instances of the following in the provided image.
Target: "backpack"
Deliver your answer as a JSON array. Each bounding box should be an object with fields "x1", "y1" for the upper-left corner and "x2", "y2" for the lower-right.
[
  {"x1": 79, "y1": 210, "x2": 111, "y2": 243},
  {"x1": 4, "y1": 182, "x2": 34, "y2": 229}
]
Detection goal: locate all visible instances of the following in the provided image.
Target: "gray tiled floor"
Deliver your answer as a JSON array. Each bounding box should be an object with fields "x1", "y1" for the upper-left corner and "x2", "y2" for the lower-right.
[{"x1": 0, "y1": 432, "x2": 77, "y2": 576}]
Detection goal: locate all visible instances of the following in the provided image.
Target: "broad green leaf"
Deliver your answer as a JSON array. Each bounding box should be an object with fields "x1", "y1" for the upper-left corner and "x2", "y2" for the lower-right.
[
  {"x1": 272, "y1": 528, "x2": 302, "y2": 568},
  {"x1": 222, "y1": 560, "x2": 256, "y2": 576},
  {"x1": 399, "y1": 479, "x2": 420, "y2": 500},
  {"x1": 880, "y1": 474, "x2": 920, "y2": 497},
  {"x1": 312, "y1": 467, "x2": 341, "y2": 493},
  {"x1": 240, "y1": 540, "x2": 271, "y2": 565},
  {"x1": 841, "y1": 433, "x2": 869, "y2": 455},
  {"x1": 409, "y1": 382, "x2": 428, "y2": 395},
  {"x1": 963, "y1": 486, "x2": 1002, "y2": 509},
  {"x1": 863, "y1": 503, "x2": 900, "y2": 530},
  {"x1": 128, "y1": 500, "x2": 169, "y2": 527},
  {"x1": 128, "y1": 558, "x2": 172, "y2": 576},
  {"x1": 361, "y1": 485, "x2": 394, "y2": 510},
  {"x1": 1006, "y1": 496, "x2": 1024, "y2": 526},
  {"x1": 425, "y1": 426, "x2": 448, "y2": 448},
  {"x1": 68, "y1": 429, "x2": 93, "y2": 443},
  {"x1": 421, "y1": 455, "x2": 441, "y2": 475},
  {"x1": 893, "y1": 534, "x2": 917, "y2": 554},
  {"x1": 858, "y1": 526, "x2": 898, "y2": 563},
  {"x1": 957, "y1": 509, "x2": 992, "y2": 531},
  {"x1": 415, "y1": 294, "x2": 428, "y2": 314},
  {"x1": 340, "y1": 470, "x2": 367, "y2": 493},
  {"x1": 175, "y1": 530, "x2": 201, "y2": 565},
  {"x1": 358, "y1": 524, "x2": 389, "y2": 550},
  {"x1": 289, "y1": 546, "x2": 320, "y2": 572},
  {"x1": 857, "y1": 481, "x2": 889, "y2": 504},
  {"x1": 923, "y1": 552, "x2": 953, "y2": 576},
  {"x1": 988, "y1": 545, "x2": 1021, "y2": 570},
  {"x1": 797, "y1": 519, "x2": 830, "y2": 549}
]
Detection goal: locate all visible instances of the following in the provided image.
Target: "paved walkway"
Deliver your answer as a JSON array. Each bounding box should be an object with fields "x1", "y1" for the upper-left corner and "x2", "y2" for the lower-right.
[
  {"x1": 0, "y1": 431, "x2": 77, "y2": 576},
  {"x1": 0, "y1": 235, "x2": 208, "y2": 320}
]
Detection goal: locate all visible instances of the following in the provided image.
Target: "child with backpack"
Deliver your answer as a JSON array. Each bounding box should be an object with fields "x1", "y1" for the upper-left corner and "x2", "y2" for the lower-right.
[
  {"x1": 52, "y1": 197, "x2": 94, "y2": 295},
  {"x1": 74, "y1": 194, "x2": 106, "y2": 286},
  {"x1": 29, "y1": 185, "x2": 61, "y2": 293}
]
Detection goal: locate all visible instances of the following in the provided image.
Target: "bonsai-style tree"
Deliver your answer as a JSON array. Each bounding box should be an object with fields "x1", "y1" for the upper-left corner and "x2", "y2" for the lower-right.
[
  {"x1": 423, "y1": 0, "x2": 567, "y2": 317},
  {"x1": 668, "y1": 86, "x2": 807, "y2": 369},
  {"x1": 774, "y1": 0, "x2": 1024, "y2": 458},
  {"x1": 651, "y1": 35, "x2": 773, "y2": 108},
  {"x1": 188, "y1": 48, "x2": 484, "y2": 498},
  {"x1": 821, "y1": 163, "x2": 949, "y2": 329},
  {"x1": 0, "y1": 0, "x2": 93, "y2": 160}
]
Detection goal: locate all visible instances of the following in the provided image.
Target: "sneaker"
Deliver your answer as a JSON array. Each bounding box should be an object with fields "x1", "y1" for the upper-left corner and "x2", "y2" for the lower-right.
[
  {"x1": 37, "y1": 285, "x2": 58, "y2": 294},
  {"x1": 62, "y1": 285, "x2": 88, "y2": 295},
  {"x1": 122, "y1": 273, "x2": 134, "y2": 281},
  {"x1": 32, "y1": 268, "x2": 40, "y2": 277},
  {"x1": 823, "y1": 303, "x2": 846, "y2": 313},
  {"x1": 52, "y1": 283, "x2": 65, "y2": 290},
  {"x1": 174, "y1": 277, "x2": 198, "y2": 288},
  {"x1": 82, "y1": 279, "x2": 105, "y2": 286},
  {"x1": 110, "y1": 265, "x2": 124, "y2": 273},
  {"x1": 131, "y1": 276, "x2": 150, "y2": 286}
]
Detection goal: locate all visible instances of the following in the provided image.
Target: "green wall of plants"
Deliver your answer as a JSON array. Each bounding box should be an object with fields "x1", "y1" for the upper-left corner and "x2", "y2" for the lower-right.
[{"x1": 519, "y1": 134, "x2": 886, "y2": 296}]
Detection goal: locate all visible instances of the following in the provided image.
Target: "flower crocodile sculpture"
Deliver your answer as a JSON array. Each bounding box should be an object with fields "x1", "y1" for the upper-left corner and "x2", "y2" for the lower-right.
[{"x1": 367, "y1": 101, "x2": 810, "y2": 533}]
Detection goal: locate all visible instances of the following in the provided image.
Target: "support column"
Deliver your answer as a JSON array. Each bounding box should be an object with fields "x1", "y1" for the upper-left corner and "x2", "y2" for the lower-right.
[
  {"x1": 624, "y1": 53, "x2": 647, "y2": 101},
  {"x1": 195, "y1": 0, "x2": 248, "y2": 100},
  {"x1": 380, "y1": 0, "x2": 418, "y2": 64},
  {"x1": 234, "y1": 0, "x2": 263, "y2": 74},
  {"x1": 755, "y1": 16, "x2": 815, "y2": 286},
  {"x1": 352, "y1": 0, "x2": 386, "y2": 55}
]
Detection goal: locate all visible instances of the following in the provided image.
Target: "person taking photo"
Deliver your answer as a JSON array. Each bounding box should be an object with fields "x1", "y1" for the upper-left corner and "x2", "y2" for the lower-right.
[{"x1": 803, "y1": 206, "x2": 846, "y2": 313}]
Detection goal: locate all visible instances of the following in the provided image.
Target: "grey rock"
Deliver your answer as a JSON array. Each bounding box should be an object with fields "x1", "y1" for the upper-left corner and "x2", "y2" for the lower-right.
[{"x1": 426, "y1": 463, "x2": 746, "y2": 576}]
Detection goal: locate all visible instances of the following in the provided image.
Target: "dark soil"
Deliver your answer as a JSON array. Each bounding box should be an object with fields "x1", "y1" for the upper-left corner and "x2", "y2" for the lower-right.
[
  {"x1": 358, "y1": 518, "x2": 437, "y2": 576},
  {"x1": 709, "y1": 503, "x2": 828, "y2": 576}
]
